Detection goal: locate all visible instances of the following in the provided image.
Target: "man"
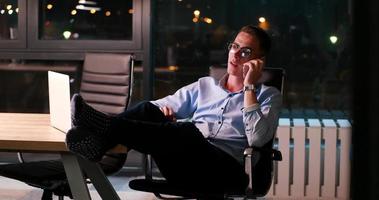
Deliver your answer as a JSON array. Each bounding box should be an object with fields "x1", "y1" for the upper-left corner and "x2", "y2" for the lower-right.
[{"x1": 66, "y1": 25, "x2": 281, "y2": 193}]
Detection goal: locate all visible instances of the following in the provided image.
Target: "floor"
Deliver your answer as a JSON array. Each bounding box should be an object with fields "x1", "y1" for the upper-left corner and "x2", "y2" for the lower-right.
[
  {"x1": 0, "y1": 150, "x2": 163, "y2": 199},
  {"x1": 0, "y1": 168, "x2": 158, "y2": 200},
  {"x1": 0, "y1": 169, "x2": 340, "y2": 200},
  {"x1": 0, "y1": 153, "x2": 342, "y2": 200}
]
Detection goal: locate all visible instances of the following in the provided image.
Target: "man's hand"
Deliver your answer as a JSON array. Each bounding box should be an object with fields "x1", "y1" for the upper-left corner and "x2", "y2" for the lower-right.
[
  {"x1": 242, "y1": 58, "x2": 264, "y2": 86},
  {"x1": 160, "y1": 106, "x2": 177, "y2": 121}
]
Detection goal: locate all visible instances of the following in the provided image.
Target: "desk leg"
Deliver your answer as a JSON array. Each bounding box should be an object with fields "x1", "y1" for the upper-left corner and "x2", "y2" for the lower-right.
[
  {"x1": 61, "y1": 153, "x2": 92, "y2": 200},
  {"x1": 78, "y1": 156, "x2": 121, "y2": 200}
]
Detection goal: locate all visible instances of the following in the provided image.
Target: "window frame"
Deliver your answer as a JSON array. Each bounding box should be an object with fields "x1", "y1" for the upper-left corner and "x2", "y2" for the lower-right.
[{"x1": 27, "y1": 0, "x2": 142, "y2": 50}]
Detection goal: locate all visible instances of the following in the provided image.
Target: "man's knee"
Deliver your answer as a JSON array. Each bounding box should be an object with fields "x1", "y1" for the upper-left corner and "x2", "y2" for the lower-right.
[
  {"x1": 125, "y1": 101, "x2": 166, "y2": 122},
  {"x1": 131, "y1": 101, "x2": 158, "y2": 112}
]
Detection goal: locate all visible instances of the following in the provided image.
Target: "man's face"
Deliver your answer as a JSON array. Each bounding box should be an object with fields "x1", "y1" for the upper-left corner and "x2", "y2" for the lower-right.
[{"x1": 227, "y1": 31, "x2": 262, "y2": 77}]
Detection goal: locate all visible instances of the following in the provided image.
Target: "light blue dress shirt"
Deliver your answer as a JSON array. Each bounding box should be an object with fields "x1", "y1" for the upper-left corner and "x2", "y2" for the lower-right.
[{"x1": 151, "y1": 74, "x2": 282, "y2": 164}]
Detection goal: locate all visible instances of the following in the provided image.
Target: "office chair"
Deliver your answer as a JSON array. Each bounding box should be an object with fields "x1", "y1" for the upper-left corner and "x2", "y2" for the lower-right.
[
  {"x1": 0, "y1": 53, "x2": 134, "y2": 200},
  {"x1": 129, "y1": 66, "x2": 284, "y2": 199}
]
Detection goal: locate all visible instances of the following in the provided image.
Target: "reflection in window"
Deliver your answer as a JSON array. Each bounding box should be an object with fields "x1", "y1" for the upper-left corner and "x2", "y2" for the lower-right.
[
  {"x1": 0, "y1": 0, "x2": 18, "y2": 40},
  {"x1": 154, "y1": 0, "x2": 352, "y2": 114},
  {"x1": 39, "y1": 0, "x2": 133, "y2": 40}
]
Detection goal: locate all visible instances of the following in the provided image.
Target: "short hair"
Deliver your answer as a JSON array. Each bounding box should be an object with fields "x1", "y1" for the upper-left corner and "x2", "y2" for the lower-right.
[{"x1": 239, "y1": 25, "x2": 271, "y2": 55}]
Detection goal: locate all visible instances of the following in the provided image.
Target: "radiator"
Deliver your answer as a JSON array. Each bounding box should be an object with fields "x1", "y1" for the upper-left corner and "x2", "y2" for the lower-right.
[{"x1": 266, "y1": 118, "x2": 352, "y2": 199}]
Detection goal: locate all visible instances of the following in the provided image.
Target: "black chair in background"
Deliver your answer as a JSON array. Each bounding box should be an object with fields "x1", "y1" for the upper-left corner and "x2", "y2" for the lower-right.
[
  {"x1": 129, "y1": 66, "x2": 285, "y2": 199},
  {"x1": 0, "y1": 53, "x2": 134, "y2": 200}
]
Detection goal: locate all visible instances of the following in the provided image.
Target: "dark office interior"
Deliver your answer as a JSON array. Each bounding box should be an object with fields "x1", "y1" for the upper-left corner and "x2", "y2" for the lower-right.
[{"x1": 0, "y1": 0, "x2": 378, "y2": 199}]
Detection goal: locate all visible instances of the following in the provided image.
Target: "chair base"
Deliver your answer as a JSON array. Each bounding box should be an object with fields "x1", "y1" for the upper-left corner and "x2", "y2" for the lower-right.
[{"x1": 129, "y1": 179, "x2": 247, "y2": 200}]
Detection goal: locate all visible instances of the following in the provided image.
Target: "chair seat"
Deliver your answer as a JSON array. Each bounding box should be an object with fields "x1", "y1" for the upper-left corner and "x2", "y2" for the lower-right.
[
  {"x1": 0, "y1": 160, "x2": 67, "y2": 185},
  {"x1": 129, "y1": 179, "x2": 233, "y2": 199},
  {"x1": 0, "y1": 160, "x2": 73, "y2": 199}
]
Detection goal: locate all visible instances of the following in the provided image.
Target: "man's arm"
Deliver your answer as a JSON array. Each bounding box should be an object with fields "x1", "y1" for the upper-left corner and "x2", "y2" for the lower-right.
[
  {"x1": 150, "y1": 81, "x2": 199, "y2": 119},
  {"x1": 159, "y1": 106, "x2": 176, "y2": 121},
  {"x1": 242, "y1": 58, "x2": 282, "y2": 147},
  {"x1": 243, "y1": 88, "x2": 282, "y2": 147},
  {"x1": 243, "y1": 58, "x2": 264, "y2": 108}
]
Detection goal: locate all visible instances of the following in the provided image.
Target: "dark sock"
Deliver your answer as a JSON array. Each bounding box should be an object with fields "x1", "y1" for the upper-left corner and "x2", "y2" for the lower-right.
[
  {"x1": 65, "y1": 126, "x2": 115, "y2": 162},
  {"x1": 71, "y1": 93, "x2": 111, "y2": 135}
]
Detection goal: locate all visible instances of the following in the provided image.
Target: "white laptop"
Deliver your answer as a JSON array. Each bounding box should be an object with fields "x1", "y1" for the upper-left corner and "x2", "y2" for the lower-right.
[{"x1": 48, "y1": 71, "x2": 72, "y2": 133}]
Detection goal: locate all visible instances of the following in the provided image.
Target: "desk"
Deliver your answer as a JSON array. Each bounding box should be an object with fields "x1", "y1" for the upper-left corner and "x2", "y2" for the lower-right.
[{"x1": 0, "y1": 113, "x2": 121, "y2": 200}]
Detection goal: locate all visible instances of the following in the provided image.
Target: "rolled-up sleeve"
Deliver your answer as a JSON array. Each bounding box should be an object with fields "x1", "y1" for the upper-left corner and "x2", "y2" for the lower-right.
[{"x1": 242, "y1": 87, "x2": 282, "y2": 147}]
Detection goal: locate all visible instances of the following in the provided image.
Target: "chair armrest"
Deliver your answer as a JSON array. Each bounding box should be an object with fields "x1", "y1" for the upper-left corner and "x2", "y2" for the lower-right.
[
  {"x1": 144, "y1": 154, "x2": 154, "y2": 180},
  {"x1": 272, "y1": 149, "x2": 282, "y2": 161},
  {"x1": 107, "y1": 144, "x2": 128, "y2": 154},
  {"x1": 95, "y1": 145, "x2": 128, "y2": 175},
  {"x1": 244, "y1": 146, "x2": 282, "y2": 197},
  {"x1": 244, "y1": 147, "x2": 282, "y2": 161},
  {"x1": 244, "y1": 147, "x2": 256, "y2": 197}
]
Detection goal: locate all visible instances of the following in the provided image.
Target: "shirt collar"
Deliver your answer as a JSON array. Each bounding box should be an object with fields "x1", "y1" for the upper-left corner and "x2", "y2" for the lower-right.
[
  {"x1": 218, "y1": 74, "x2": 243, "y2": 94},
  {"x1": 218, "y1": 73, "x2": 262, "y2": 94},
  {"x1": 218, "y1": 73, "x2": 229, "y2": 90}
]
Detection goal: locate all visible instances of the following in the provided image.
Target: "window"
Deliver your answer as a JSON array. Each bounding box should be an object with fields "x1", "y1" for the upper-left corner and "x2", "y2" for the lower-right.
[
  {"x1": 38, "y1": 0, "x2": 133, "y2": 41},
  {"x1": 0, "y1": 0, "x2": 148, "y2": 112},
  {"x1": 0, "y1": 0, "x2": 26, "y2": 48},
  {"x1": 0, "y1": 0, "x2": 142, "y2": 55},
  {"x1": 153, "y1": 0, "x2": 352, "y2": 116},
  {"x1": 0, "y1": 0, "x2": 18, "y2": 39},
  {"x1": 28, "y1": 0, "x2": 141, "y2": 50}
]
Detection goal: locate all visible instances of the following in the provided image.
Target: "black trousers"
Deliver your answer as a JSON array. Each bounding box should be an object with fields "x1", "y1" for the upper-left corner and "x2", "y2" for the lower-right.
[{"x1": 109, "y1": 101, "x2": 248, "y2": 193}]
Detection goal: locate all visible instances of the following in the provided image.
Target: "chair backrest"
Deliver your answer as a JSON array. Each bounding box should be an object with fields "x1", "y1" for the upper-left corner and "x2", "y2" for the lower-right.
[
  {"x1": 257, "y1": 67, "x2": 285, "y2": 94},
  {"x1": 80, "y1": 53, "x2": 134, "y2": 115},
  {"x1": 80, "y1": 52, "x2": 134, "y2": 174}
]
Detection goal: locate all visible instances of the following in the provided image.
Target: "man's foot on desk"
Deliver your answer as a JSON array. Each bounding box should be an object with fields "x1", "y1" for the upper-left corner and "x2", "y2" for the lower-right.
[
  {"x1": 65, "y1": 126, "x2": 115, "y2": 162},
  {"x1": 71, "y1": 93, "x2": 111, "y2": 135}
]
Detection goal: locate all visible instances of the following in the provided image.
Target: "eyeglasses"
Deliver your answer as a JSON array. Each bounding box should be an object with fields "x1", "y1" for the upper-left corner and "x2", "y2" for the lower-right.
[{"x1": 227, "y1": 42, "x2": 253, "y2": 59}]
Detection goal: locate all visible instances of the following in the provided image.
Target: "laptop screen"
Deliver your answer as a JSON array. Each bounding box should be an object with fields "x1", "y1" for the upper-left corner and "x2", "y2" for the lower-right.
[{"x1": 48, "y1": 71, "x2": 72, "y2": 133}]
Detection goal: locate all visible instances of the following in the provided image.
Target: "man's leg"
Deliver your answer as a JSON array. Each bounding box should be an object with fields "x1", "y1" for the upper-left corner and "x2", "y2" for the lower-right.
[
  {"x1": 115, "y1": 100, "x2": 170, "y2": 123},
  {"x1": 67, "y1": 95, "x2": 248, "y2": 191},
  {"x1": 67, "y1": 94, "x2": 168, "y2": 161},
  {"x1": 94, "y1": 117, "x2": 248, "y2": 193},
  {"x1": 70, "y1": 94, "x2": 168, "y2": 135}
]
